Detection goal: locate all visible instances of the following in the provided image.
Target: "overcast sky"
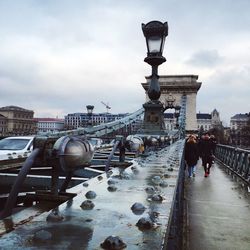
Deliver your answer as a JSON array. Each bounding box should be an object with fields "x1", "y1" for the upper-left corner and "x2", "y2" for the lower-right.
[{"x1": 0, "y1": 0, "x2": 250, "y2": 125}]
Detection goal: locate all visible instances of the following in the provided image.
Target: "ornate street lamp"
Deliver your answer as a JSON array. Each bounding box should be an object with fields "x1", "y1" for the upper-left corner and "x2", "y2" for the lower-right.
[
  {"x1": 141, "y1": 21, "x2": 168, "y2": 134},
  {"x1": 86, "y1": 105, "x2": 94, "y2": 126},
  {"x1": 142, "y1": 21, "x2": 168, "y2": 101}
]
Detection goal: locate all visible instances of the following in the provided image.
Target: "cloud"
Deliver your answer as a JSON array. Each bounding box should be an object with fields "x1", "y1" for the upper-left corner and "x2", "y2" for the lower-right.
[
  {"x1": 185, "y1": 49, "x2": 223, "y2": 68},
  {"x1": 0, "y1": 0, "x2": 250, "y2": 126},
  {"x1": 197, "y1": 65, "x2": 250, "y2": 124}
]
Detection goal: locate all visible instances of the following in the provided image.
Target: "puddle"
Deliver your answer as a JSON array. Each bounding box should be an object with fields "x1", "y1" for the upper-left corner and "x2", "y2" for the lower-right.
[{"x1": 27, "y1": 224, "x2": 93, "y2": 249}]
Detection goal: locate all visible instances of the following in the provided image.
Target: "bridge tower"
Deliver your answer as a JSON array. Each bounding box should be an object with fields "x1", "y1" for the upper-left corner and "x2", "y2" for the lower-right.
[{"x1": 142, "y1": 75, "x2": 202, "y2": 133}]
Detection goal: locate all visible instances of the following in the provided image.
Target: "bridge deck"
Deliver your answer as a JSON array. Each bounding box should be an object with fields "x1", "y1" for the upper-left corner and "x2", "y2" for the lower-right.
[
  {"x1": 0, "y1": 142, "x2": 183, "y2": 249},
  {"x1": 185, "y1": 160, "x2": 250, "y2": 250}
]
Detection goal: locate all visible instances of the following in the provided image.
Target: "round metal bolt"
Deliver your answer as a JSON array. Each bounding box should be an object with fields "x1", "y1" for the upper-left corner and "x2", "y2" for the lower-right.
[
  {"x1": 46, "y1": 210, "x2": 64, "y2": 222},
  {"x1": 151, "y1": 175, "x2": 161, "y2": 185},
  {"x1": 107, "y1": 179, "x2": 117, "y2": 185},
  {"x1": 98, "y1": 176, "x2": 103, "y2": 181},
  {"x1": 145, "y1": 186, "x2": 156, "y2": 194},
  {"x1": 131, "y1": 202, "x2": 146, "y2": 215},
  {"x1": 107, "y1": 185, "x2": 117, "y2": 192},
  {"x1": 136, "y1": 217, "x2": 153, "y2": 230},
  {"x1": 85, "y1": 191, "x2": 97, "y2": 199},
  {"x1": 107, "y1": 170, "x2": 113, "y2": 177},
  {"x1": 149, "y1": 211, "x2": 160, "y2": 220},
  {"x1": 164, "y1": 173, "x2": 170, "y2": 178},
  {"x1": 159, "y1": 180, "x2": 168, "y2": 187},
  {"x1": 80, "y1": 200, "x2": 95, "y2": 210},
  {"x1": 82, "y1": 182, "x2": 89, "y2": 187},
  {"x1": 151, "y1": 194, "x2": 164, "y2": 202},
  {"x1": 100, "y1": 235, "x2": 127, "y2": 249}
]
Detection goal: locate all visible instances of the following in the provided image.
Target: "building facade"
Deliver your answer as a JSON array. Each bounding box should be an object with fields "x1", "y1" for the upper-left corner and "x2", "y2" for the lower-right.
[
  {"x1": 0, "y1": 114, "x2": 8, "y2": 136},
  {"x1": 197, "y1": 113, "x2": 212, "y2": 131},
  {"x1": 230, "y1": 113, "x2": 250, "y2": 130},
  {"x1": 230, "y1": 113, "x2": 250, "y2": 147},
  {"x1": 197, "y1": 109, "x2": 222, "y2": 132},
  {"x1": 0, "y1": 106, "x2": 36, "y2": 135},
  {"x1": 34, "y1": 118, "x2": 65, "y2": 134},
  {"x1": 163, "y1": 109, "x2": 222, "y2": 132},
  {"x1": 64, "y1": 112, "x2": 129, "y2": 129},
  {"x1": 164, "y1": 113, "x2": 176, "y2": 130}
]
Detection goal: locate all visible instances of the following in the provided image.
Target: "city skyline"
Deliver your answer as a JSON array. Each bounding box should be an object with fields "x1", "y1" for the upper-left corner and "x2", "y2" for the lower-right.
[{"x1": 0, "y1": 1, "x2": 250, "y2": 126}]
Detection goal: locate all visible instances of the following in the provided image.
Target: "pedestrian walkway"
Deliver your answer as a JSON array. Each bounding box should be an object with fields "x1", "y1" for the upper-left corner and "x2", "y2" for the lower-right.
[{"x1": 185, "y1": 160, "x2": 250, "y2": 250}]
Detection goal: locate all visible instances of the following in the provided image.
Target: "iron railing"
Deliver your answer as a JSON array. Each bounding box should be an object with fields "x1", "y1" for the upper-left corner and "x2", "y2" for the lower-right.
[
  {"x1": 164, "y1": 140, "x2": 186, "y2": 250},
  {"x1": 215, "y1": 144, "x2": 250, "y2": 184}
]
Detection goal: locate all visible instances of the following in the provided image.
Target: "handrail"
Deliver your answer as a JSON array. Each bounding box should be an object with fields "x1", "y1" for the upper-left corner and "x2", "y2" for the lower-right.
[{"x1": 215, "y1": 144, "x2": 250, "y2": 184}]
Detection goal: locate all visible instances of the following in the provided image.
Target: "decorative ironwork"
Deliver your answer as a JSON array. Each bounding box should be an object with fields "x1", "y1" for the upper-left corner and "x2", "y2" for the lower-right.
[{"x1": 215, "y1": 144, "x2": 250, "y2": 184}]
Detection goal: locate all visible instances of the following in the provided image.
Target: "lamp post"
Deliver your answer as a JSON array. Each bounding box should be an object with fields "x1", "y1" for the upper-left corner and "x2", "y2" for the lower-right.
[
  {"x1": 86, "y1": 105, "x2": 94, "y2": 127},
  {"x1": 142, "y1": 21, "x2": 168, "y2": 101},
  {"x1": 174, "y1": 105, "x2": 181, "y2": 128},
  {"x1": 141, "y1": 20, "x2": 168, "y2": 134}
]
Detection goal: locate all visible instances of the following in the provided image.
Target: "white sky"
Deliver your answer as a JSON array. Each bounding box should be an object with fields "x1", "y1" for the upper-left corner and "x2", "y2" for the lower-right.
[{"x1": 0, "y1": 0, "x2": 250, "y2": 126}]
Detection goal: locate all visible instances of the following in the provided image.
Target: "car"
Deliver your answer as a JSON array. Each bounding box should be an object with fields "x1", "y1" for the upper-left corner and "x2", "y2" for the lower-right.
[{"x1": 0, "y1": 136, "x2": 34, "y2": 158}]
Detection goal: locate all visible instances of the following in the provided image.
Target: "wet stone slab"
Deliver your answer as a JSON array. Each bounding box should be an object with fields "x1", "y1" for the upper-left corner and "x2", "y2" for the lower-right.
[{"x1": 0, "y1": 140, "x2": 184, "y2": 250}]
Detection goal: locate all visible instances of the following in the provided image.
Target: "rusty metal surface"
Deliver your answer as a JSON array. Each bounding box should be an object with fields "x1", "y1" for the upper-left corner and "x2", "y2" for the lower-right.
[
  {"x1": 0, "y1": 158, "x2": 26, "y2": 171},
  {"x1": 0, "y1": 141, "x2": 184, "y2": 249}
]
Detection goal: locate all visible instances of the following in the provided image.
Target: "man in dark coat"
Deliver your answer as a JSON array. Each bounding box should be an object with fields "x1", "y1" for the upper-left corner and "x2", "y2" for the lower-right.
[{"x1": 199, "y1": 133, "x2": 214, "y2": 177}]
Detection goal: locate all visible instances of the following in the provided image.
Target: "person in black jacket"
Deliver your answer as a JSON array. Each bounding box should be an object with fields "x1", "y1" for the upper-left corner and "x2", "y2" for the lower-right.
[
  {"x1": 210, "y1": 135, "x2": 217, "y2": 163},
  {"x1": 199, "y1": 133, "x2": 213, "y2": 177},
  {"x1": 185, "y1": 134, "x2": 199, "y2": 178}
]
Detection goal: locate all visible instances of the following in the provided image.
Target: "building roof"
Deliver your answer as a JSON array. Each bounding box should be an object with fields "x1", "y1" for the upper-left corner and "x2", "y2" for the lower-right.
[
  {"x1": 211, "y1": 109, "x2": 219, "y2": 115},
  {"x1": 0, "y1": 114, "x2": 7, "y2": 119},
  {"x1": 34, "y1": 118, "x2": 64, "y2": 122},
  {"x1": 196, "y1": 113, "x2": 211, "y2": 119},
  {"x1": 65, "y1": 112, "x2": 129, "y2": 117},
  {"x1": 231, "y1": 113, "x2": 250, "y2": 120},
  {"x1": 0, "y1": 105, "x2": 33, "y2": 112}
]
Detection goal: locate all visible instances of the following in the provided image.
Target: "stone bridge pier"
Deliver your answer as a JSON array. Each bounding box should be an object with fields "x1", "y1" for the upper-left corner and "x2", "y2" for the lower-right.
[{"x1": 142, "y1": 75, "x2": 202, "y2": 133}]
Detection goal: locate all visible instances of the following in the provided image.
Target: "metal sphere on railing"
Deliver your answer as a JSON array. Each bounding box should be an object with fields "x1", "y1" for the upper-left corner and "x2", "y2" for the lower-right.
[
  {"x1": 159, "y1": 136, "x2": 165, "y2": 143},
  {"x1": 126, "y1": 135, "x2": 144, "y2": 152},
  {"x1": 151, "y1": 137, "x2": 158, "y2": 146},
  {"x1": 53, "y1": 136, "x2": 94, "y2": 172}
]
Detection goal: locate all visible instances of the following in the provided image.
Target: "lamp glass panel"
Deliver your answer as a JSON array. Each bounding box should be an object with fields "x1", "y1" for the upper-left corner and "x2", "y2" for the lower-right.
[{"x1": 148, "y1": 36, "x2": 161, "y2": 53}]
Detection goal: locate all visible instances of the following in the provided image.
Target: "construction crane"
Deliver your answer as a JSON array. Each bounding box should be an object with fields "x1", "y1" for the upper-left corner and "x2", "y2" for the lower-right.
[{"x1": 101, "y1": 101, "x2": 111, "y2": 113}]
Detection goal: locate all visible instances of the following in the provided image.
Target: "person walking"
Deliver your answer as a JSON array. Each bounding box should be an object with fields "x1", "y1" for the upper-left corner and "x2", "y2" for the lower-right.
[
  {"x1": 185, "y1": 134, "x2": 199, "y2": 178},
  {"x1": 210, "y1": 134, "x2": 217, "y2": 164},
  {"x1": 199, "y1": 133, "x2": 213, "y2": 177}
]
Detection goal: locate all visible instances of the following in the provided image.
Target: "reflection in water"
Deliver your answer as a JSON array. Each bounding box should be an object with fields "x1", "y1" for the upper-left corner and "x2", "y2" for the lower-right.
[{"x1": 29, "y1": 224, "x2": 93, "y2": 249}]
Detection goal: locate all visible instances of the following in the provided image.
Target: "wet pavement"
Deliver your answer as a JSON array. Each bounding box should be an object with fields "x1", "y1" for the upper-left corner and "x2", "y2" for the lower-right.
[
  {"x1": 0, "y1": 141, "x2": 184, "y2": 249},
  {"x1": 185, "y1": 160, "x2": 250, "y2": 250}
]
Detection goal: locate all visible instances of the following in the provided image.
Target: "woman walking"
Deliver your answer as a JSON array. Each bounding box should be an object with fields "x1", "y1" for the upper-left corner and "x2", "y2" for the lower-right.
[{"x1": 185, "y1": 135, "x2": 199, "y2": 178}]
